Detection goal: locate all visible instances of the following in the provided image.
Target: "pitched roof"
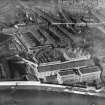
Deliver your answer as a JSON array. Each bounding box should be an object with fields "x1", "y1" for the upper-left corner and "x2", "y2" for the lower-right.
[
  {"x1": 37, "y1": 59, "x2": 94, "y2": 72},
  {"x1": 79, "y1": 66, "x2": 101, "y2": 74}
]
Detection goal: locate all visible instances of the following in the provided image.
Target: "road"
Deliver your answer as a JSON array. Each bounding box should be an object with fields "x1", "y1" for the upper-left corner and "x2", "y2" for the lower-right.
[{"x1": 0, "y1": 81, "x2": 104, "y2": 105}]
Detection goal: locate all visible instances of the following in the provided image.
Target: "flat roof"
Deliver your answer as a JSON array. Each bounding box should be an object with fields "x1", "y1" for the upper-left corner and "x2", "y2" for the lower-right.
[{"x1": 37, "y1": 59, "x2": 94, "y2": 72}]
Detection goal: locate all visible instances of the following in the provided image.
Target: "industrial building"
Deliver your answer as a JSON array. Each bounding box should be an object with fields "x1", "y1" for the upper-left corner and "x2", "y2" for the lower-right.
[
  {"x1": 0, "y1": 1, "x2": 102, "y2": 90},
  {"x1": 58, "y1": 69, "x2": 79, "y2": 84},
  {"x1": 37, "y1": 59, "x2": 95, "y2": 79},
  {"x1": 43, "y1": 65, "x2": 101, "y2": 85},
  {"x1": 62, "y1": 66, "x2": 101, "y2": 85},
  {"x1": 79, "y1": 66, "x2": 101, "y2": 83}
]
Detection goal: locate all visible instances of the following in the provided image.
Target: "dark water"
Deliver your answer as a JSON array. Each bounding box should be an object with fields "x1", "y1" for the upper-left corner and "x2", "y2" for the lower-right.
[{"x1": 0, "y1": 89, "x2": 105, "y2": 105}]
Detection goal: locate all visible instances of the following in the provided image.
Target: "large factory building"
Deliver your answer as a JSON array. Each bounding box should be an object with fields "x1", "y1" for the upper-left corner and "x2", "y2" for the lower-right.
[
  {"x1": 35, "y1": 58, "x2": 101, "y2": 85},
  {"x1": 37, "y1": 59, "x2": 94, "y2": 79}
]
